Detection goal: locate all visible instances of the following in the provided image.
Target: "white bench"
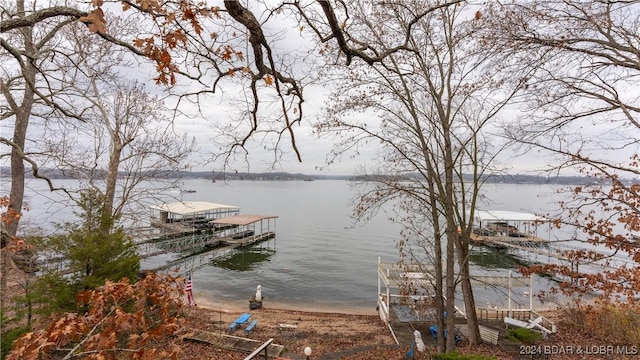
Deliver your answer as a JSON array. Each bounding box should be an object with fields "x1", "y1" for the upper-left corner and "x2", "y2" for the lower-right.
[{"x1": 478, "y1": 324, "x2": 500, "y2": 345}]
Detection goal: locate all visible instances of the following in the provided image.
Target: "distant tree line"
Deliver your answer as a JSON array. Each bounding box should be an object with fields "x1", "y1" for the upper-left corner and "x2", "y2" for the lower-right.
[{"x1": 2, "y1": 166, "x2": 620, "y2": 185}]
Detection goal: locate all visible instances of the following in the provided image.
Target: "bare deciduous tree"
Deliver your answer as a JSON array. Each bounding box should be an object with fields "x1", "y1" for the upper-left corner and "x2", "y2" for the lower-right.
[
  {"x1": 0, "y1": 0, "x2": 146, "y2": 236},
  {"x1": 1, "y1": 0, "x2": 85, "y2": 236},
  {"x1": 314, "y1": 1, "x2": 525, "y2": 351},
  {"x1": 1, "y1": 0, "x2": 464, "y2": 236},
  {"x1": 485, "y1": 0, "x2": 640, "y2": 304},
  {"x1": 37, "y1": 21, "x2": 195, "y2": 230}
]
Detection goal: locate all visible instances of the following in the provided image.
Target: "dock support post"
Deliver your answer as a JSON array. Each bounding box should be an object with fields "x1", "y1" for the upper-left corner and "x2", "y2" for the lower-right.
[
  {"x1": 377, "y1": 257, "x2": 381, "y2": 308},
  {"x1": 508, "y1": 270, "x2": 512, "y2": 318},
  {"x1": 529, "y1": 275, "x2": 533, "y2": 314}
]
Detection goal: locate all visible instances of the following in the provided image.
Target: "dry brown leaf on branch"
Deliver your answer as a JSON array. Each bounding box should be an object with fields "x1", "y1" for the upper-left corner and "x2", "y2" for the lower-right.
[{"x1": 79, "y1": 8, "x2": 107, "y2": 33}]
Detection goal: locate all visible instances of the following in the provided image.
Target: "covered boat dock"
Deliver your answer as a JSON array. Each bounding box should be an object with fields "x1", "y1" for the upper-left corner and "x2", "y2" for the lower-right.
[
  {"x1": 149, "y1": 201, "x2": 240, "y2": 230},
  {"x1": 140, "y1": 202, "x2": 276, "y2": 257},
  {"x1": 147, "y1": 214, "x2": 278, "y2": 274},
  {"x1": 470, "y1": 210, "x2": 550, "y2": 248},
  {"x1": 211, "y1": 214, "x2": 278, "y2": 245}
]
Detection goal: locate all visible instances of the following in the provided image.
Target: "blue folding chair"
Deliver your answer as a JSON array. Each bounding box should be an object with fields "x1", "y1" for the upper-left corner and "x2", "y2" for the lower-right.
[{"x1": 429, "y1": 325, "x2": 462, "y2": 344}]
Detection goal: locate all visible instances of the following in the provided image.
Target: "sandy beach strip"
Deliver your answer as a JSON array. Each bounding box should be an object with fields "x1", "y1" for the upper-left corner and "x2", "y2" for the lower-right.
[{"x1": 194, "y1": 294, "x2": 378, "y2": 316}]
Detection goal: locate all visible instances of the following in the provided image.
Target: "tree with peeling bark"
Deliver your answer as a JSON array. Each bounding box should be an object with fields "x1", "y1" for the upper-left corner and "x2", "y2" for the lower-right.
[
  {"x1": 0, "y1": 0, "x2": 82, "y2": 237},
  {"x1": 314, "y1": 1, "x2": 527, "y2": 352},
  {"x1": 40, "y1": 20, "x2": 195, "y2": 231},
  {"x1": 484, "y1": 0, "x2": 640, "y2": 306},
  {"x1": 0, "y1": 0, "x2": 148, "y2": 237}
]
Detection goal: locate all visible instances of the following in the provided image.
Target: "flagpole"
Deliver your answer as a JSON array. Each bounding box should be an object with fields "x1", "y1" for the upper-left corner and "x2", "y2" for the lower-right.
[{"x1": 186, "y1": 272, "x2": 195, "y2": 307}]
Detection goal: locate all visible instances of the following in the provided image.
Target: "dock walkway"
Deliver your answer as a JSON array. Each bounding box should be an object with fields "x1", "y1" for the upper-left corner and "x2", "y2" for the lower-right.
[
  {"x1": 148, "y1": 231, "x2": 275, "y2": 273},
  {"x1": 136, "y1": 213, "x2": 277, "y2": 260},
  {"x1": 136, "y1": 230, "x2": 229, "y2": 259},
  {"x1": 470, "y1": 233, "x2": 548, "y2": 246}
]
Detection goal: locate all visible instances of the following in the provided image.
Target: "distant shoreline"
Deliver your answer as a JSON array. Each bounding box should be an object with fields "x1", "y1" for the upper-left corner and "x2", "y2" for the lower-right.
[{"x1": 9, "y1": 167, "x2": 621, "y2": 185}]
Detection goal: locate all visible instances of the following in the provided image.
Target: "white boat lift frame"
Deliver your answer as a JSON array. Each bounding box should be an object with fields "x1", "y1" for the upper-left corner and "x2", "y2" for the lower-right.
[{"x1": 376, "y1": 258, "x2": 556, "y2": 342}]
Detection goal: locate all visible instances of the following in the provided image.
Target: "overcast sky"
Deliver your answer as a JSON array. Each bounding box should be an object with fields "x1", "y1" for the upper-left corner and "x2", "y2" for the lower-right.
[
  {"x1": 157, "y1": 2, "x2": 613, "y2": 177},
  {"x1": 162, "y1": 4, "x2": 363, "y2": 176},
  {"x1": 3, "y1": 1, "x2": 638, "y2": 178}
]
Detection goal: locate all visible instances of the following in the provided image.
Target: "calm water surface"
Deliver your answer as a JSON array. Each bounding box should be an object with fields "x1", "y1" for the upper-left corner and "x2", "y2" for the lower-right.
[
  {"x1": 15, "y1": 179, "x2": 575, "y2": 311},
  {"x1": 157, "y1": 179, "x2": 405, "y2": 310},
  {"x1": 142, "y1": 179, "x2": 567, "y2": 310}
]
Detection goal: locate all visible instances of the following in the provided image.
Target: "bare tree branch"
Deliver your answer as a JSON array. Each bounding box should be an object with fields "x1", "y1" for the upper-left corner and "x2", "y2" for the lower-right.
[
  {"x1": 0, "y1": 6, "x2": 87, "y2": 32},
  {"x1": 0, "y1": 137, "x2": 70, "y2": 195}
]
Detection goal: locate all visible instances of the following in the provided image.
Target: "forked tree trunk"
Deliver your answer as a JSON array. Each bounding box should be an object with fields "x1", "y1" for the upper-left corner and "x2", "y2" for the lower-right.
[{"x1": 456, "y1": 234, "x2": 481, "y2": 344}]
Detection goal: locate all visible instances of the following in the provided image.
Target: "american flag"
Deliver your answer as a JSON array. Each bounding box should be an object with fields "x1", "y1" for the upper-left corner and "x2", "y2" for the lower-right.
[{"x1": 186, "y1": 274, "x2": 195, "y2": 306}]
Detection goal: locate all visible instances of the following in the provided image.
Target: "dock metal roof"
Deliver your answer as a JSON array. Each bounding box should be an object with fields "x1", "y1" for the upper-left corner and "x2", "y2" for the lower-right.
[
  {"x1": 211, "y1": 214, "x2": 278, "y2": 226},
  {"x1": 149, "y1": 201, "x2": 239, "y2": 215},
  {"x1": 474, "y1": 210, "x2": 545, "y2": 222}
]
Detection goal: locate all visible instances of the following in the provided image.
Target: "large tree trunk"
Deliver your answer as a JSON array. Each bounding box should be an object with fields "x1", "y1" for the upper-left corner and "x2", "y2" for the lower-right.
[
  {"x1": 0, "y1": 248, "x2": 20, "y2": 343},
  {"x1": 102, "y1": 144, "x2": 122, "y2": 233},
  {"x1": 444, "y1": 148, "x2": 456, "y2": 351},
  {"x1": 425, "y1": 159, "x2": 446, "y2": 353},
  {"x1": 8, "y1": 114, "x2": 28, "y2": 237},
  {"x1": 456, "y1": 234, "x2": 481, "y2": 344},
  {"x1": 431, "y1": 210, "x2": 446, "y2": 352},
  {"x1": 445, "y1": 225, "x2": 456, "y2": 352},
  {"x1": 443, "y1": 98, "x2": 462, "y2": 351},
  {"x1": 8, "y1": 0, "x2": 36, "y2": 237}
]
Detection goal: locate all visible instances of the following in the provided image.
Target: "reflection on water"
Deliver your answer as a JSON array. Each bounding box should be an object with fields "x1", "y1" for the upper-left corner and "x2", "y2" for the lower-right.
[
  {"x1": 469, "y1": 246, "x2": 531, "y2": 270},
  {"x1": 469, "y1": 246, "x2": 560, "y2": 281},
  {"x1": 211, "y1": 247, "x2": 276, "y2": 271},
  {"x1": 150, "y1": 242, "x2": 277, "y2": 275},
  {"x1": 20, "y1": 179, "x2": 569, "y2": 307}
]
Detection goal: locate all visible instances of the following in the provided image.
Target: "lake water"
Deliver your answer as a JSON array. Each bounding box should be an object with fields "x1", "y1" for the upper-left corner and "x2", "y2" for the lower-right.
[
  {"x1": 143, "y1": 179, "x2": 408, "y2": 311},
  {"x1": 14, "y1": 178, "x2": 586, "y2": 311}
]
